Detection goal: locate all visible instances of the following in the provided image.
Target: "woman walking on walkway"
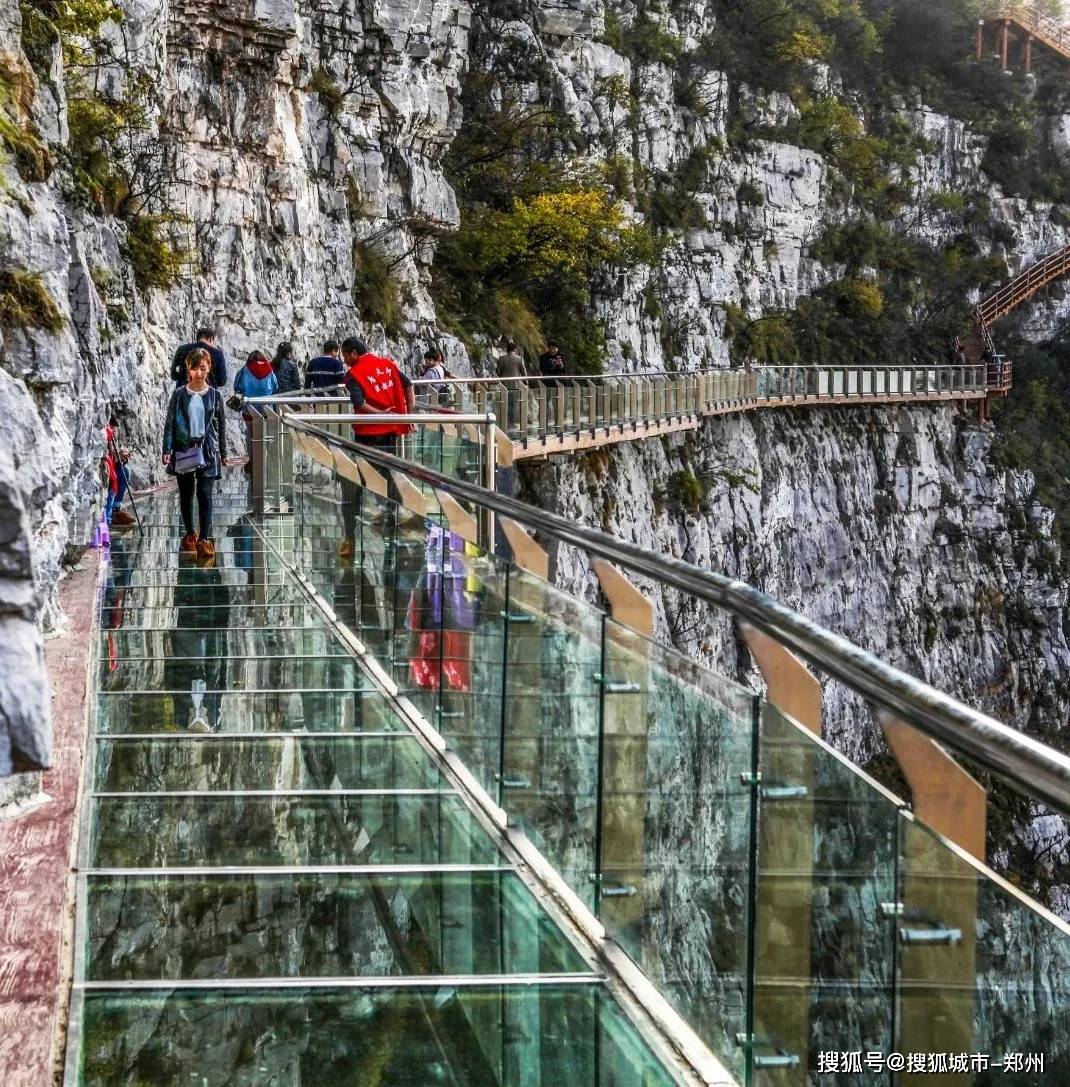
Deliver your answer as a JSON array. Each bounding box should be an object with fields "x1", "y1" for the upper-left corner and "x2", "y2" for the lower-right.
[{"x1": 163, "y1": 349, "x2": 228, "y2": 560}]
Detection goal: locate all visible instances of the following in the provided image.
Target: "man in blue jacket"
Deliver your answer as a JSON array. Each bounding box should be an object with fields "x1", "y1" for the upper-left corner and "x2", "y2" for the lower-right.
[
  {"x1": 172, "y1": 327, "x2": 228, "y2": 388},
  {"x1": 305, "y1": 339, "x2": 346, "y2": 390}
]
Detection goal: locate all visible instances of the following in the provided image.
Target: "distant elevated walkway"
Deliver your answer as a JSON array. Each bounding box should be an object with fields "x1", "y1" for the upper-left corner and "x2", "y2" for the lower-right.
[
  {"x1": 979, "y1": 4, "x2": 1070, "y2": 70},
  {"x1": 416, "y1": 363, "x2": 988, "y2": 459}
]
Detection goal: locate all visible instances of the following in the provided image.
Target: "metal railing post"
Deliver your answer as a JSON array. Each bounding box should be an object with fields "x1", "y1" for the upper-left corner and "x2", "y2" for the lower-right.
[
  {"x1": 250, "y1": 412, "x2": 265, "y2": 515},
  {"x1": 482, "y1": 418, "x2": 497, "y2": 550}
]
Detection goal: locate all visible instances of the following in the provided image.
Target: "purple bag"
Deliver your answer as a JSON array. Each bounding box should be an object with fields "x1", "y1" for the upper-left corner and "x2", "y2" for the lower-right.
[{"x1": 173, "y1": 443, "x2": 207, "y2": 474}]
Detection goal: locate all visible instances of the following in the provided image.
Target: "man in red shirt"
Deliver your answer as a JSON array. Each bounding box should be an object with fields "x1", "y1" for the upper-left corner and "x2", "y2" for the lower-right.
[
  {"x1": 338, "y1": 338, "x2": 416, "y2": 557},
  {"x1": 341, "y1": 337, "x2": 415, "y2": 452}
]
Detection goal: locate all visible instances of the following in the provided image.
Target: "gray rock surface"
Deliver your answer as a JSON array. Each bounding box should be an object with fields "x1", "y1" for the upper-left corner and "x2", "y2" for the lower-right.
[{"x1": 0, "y1": 0, "x2": 1067, "y2": 925}]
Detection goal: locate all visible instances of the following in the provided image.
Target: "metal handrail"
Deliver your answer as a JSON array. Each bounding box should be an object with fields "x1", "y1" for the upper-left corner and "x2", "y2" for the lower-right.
[
  {"x1": 286, "y1": 415, "x2": 1070, "y2": 816},
  {"x1": 412, "y1": 363, "x2": 988, "y2": 387}
]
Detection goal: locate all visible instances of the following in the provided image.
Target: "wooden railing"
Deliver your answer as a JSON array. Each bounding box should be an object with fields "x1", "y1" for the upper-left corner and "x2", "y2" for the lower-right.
[
  {"x1": 985, "y1": 4, "x2": 1070, "y2": 59},
  {"x1": 977, "y1": 243, "x2": 1070, "y2": 325}
]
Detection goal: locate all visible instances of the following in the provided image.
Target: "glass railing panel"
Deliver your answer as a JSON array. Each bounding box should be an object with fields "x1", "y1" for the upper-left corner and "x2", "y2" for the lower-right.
[
  {"x1": 96, "y1": 689, "x2": 405, "y2": 735},
  {"x1": 88, "y1": 792, "x2": 497, "y2": 868},
  {"x1": 94, "y1": 734, "x2": 443, "y2": 792},
  {"x1": 751, "y1": 706, "x2": 901, "y2": 1083},
  {"x1": 433, "y1": 536, "x2": 509, "y2": 791},
  {"x1": 896, "y1": 814, "x2": 1070, "y2": 1079},
  {"x1": 500, "y1": 569, "x2": 605, "y2": 909},
  {"x1": 82, "y1": 869, "x2": 588, "y2": 981},
  {"x1": 77, "y1": 983, "x2": 678, "y2": 1086},
  {"x1": 600, "y1": 619, "x2": 757, "y2": 1081}
]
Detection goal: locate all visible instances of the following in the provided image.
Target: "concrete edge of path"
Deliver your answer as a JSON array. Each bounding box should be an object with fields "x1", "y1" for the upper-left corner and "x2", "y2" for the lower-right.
[{"x1": 0, "y1": 550, "x2": 101, "y2": 1087}]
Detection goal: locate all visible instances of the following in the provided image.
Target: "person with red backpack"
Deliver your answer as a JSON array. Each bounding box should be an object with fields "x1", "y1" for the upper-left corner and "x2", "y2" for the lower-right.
[{"x1": 338, "y1": 337, "x2": 415, "y2": 558}]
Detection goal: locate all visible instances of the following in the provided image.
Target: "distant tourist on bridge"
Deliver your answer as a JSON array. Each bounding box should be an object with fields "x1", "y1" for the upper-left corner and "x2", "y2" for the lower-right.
[
  {"x1": 272, "y1": 341, "x2": 302, "y2": 394},
  {"x1": 162, "y1": 349, "x2": 229, "y2": 561},
  {"x1": 305, "y1": 339, "x2": 346, "y2": 390},
  {"x1": 171, "y1": 327, "x2": 228, "y2": 389},
  {"x1": 497, "y1": 341, "x2": 526, "y2": 426},
  {"x1": 233, "y1": 349, "x2": 279, "y2": 400},
  {"x1": 538, "y1": 340, "x2": 566, "y2": 383},
  {"x1": 419, "y1": 346, "x2": 451, "y2": 405},
  {"x1": 539, "y1": 340, "x2": 568, "y2": 423}
]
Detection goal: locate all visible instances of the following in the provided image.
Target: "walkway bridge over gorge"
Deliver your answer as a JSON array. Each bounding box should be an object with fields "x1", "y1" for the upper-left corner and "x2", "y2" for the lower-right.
[
  {"x1": 58, "y1": 396, "x2": 1070, "y2": 1083},
  {"x1": 23, "y1": 248, "x2": 1070, "y2": 1086}
]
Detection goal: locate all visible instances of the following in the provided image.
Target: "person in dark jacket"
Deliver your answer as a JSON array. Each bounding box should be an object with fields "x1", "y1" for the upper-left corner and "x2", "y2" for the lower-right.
[
  {"x1": 305, "y1": 339, "x2": 346, "y2": 390},
  {"x1": 171, "y1": 327, "x2": 228, "y2": 388},
  {"x1": 272, "y1": 342, "x2": 302, "y2": 394},
  {"x1": 538, "y1": 340, "x2": 568, "y2": 425},
  {"x1": 163, "y1": 349, "x2": 229, "y2": 560}
]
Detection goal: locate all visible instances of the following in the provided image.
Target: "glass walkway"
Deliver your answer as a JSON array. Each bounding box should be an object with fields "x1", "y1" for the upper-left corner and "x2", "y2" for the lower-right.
[
  {"x1": 66, "y1": 440, "x2": 1070, "y2": 1085},
  {"x1": 68, "y1": 479, "x2": 688, "y2": 1086}
]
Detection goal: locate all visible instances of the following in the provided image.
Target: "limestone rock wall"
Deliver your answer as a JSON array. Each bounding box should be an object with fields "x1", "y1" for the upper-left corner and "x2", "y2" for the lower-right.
[{"x1": 0, "y1": 0, "x2": 1067, "y2": 915}]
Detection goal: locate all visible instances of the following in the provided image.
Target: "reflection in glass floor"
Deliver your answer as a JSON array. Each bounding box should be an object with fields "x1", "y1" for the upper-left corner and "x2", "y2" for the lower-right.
[{"x1": 70, "y1": 486, "x2": 683, "y2": 1086}]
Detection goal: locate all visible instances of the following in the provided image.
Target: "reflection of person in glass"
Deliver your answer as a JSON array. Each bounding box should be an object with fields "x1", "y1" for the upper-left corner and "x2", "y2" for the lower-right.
[
  {"x1": 165, "y1": 552, "x2": 230, "y2": 732},
  {"x1": 407, "y1": 525, "x2": 482, "y2": 693},
  {"x1": 102, "y1": 534, "x2": 138, "y2": 674}
]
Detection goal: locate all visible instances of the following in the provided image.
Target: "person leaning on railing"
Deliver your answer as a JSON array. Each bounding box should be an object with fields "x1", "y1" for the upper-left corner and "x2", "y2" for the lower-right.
[{"x1": 337, "y1": 336, "x2": 415, "y2": 559}]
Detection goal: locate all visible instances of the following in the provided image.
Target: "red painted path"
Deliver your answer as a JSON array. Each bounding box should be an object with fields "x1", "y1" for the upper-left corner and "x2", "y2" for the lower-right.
[{"x1": 0, "y1": 553, "x2": 98, "y2": 1087}]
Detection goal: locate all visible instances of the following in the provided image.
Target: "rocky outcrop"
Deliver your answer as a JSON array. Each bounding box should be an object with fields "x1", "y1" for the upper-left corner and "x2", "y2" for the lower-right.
[{"x1": 1, "y1": 0, "x2": 1068, "y2": 922}]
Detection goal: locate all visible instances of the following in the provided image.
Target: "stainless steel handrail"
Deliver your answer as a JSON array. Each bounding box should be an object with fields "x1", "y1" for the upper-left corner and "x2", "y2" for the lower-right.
[{"x1": 286, "y1": 415, "x2": 1070, "y2": 816}]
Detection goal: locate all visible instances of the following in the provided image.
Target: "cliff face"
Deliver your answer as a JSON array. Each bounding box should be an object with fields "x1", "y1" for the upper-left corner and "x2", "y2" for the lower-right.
[{"x1": 0, "y1": 0, "x2": 1067, "y2": 901}]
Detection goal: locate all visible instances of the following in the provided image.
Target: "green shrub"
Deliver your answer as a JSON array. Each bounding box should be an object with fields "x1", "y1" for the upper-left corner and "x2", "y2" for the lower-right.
[
  {"x1": 644, "y1": 145, "x2": 715, "y2": 231},
  {"x1": 736, "y1": 180, "x2": 765, "y2": 208},
  {"x1": 0, "y1": 268, "x2": 63, "y2": 331},
  {"x1": 354, "y1": 241, "x2": 404, "y2": 338},
  {"x1": 492, "y1": 292, "x2": 544, "y2": 361},
  {"x1": 0, "y1": 54, "x2": 53, "y2": 181},
  {"x1": 617, "y1": 14, "x2": 683, "y2": 67},
  {"x1": 663, "y1": 470, "x2": 710, "y2": 516},
  {"x1": 434, "y1": 188, "x2": 659, "y2": 374},
  {"x1": 308, "y1": 68, "x2": 344, "y2": 114},
  {"x1": 21, "y1": 0, "x2": 123, "y2": 69},
  {"x1": 724, "y1": 304, "x2": 797, "y2": 365},
  {"x1": 124, "y1": 215, "x2": 186, "y2": 292}
]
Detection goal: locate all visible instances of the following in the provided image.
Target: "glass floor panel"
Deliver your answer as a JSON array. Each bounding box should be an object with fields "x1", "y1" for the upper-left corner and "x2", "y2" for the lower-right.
[
  {"x1": 100, "y1": 654, "x2": 362, "y2": 691},
  {"x1": 82, "y1": 870, "x2": 589, "y2": 981},
  {"x1": 76, "y1": 982, "x2": 675, "y2": 1087},
  {"x1": 94, "y1": 734, "x2": 445, "y2": 792},
  {"x1": 103, "y1": 583, "x2": 316, "y2": 603},
  {"x1": 95, "y1": 689, "x2": 404, "y2": 734},
  {"x1": 99, "y1": 604, "x2": 330, "y2": 629},
  {"x1": 100, "y1": 627, "x2": 348, "y2": 659},
  {"x1": 88, "y1": 792, "x2": 500, "y2": 868},
  {"x1": 72, "y1": 485, "x2": 684, "y2": 1087}
]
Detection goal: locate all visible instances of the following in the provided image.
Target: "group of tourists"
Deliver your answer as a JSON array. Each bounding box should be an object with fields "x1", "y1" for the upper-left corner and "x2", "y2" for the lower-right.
[
  {"x1": 160, "y1": 329, "x2": 426, "y2": 558},
  {"x1": 158, "y1": 326, "x2": 574, "y2": 558}
]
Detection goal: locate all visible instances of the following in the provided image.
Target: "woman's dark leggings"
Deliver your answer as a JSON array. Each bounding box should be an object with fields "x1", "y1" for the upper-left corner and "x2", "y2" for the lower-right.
[{"x1": 178, "y1": 472, "x2": 214, "y2": 540}]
